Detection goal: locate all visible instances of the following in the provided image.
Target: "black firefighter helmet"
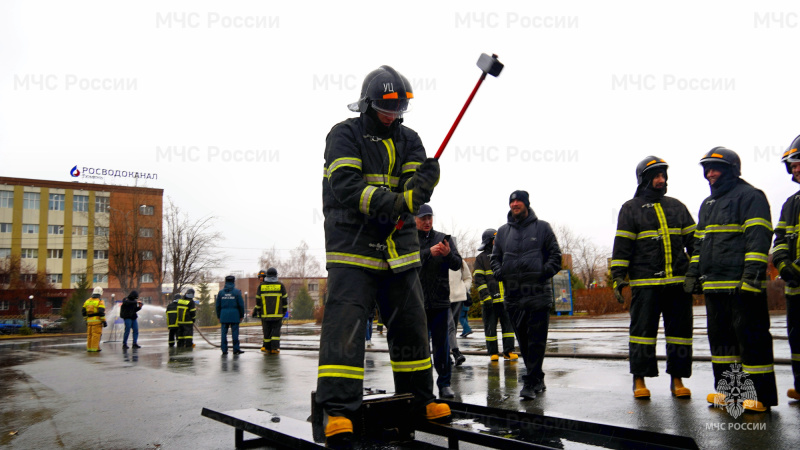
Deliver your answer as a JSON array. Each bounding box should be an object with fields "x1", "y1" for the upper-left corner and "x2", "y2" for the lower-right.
[
  {"x1": 700, "y1": 147, "x2": 741, "y2": 177},
  {"x1": 781, "y1": 134, "x2": 800, "y2": 174},
  {"x1": 347, "y1": 65, "x2": 414, "y2": 118},
  {"x1": 635, "y1": 156, "x2": 668, "y2": 186},
  {"x1": 478, "y1": 228, "x2": 497, "y2": 251},
  {"x1": 257, "y1": 270, "x2": 267, "y2": 279}
]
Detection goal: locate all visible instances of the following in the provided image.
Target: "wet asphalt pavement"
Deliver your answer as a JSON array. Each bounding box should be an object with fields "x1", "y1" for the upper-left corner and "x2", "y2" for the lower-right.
[{"x1": 1, "y1": 306, "x2": 798, "y2": 449}]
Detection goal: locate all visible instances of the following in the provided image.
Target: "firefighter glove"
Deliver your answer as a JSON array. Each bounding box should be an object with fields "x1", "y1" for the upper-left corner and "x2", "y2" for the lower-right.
[
  {"x1": 780, "y1": 263, "x2": 800, "y2": 288},
  {"x1": 102, "y1": 321, "x2": 108, "y2": 328},
  {"x1": 404, "y1": 158, "x2": 440, "y2": 214},
  {"x1": 683, "y1": 275, "x2": 701, "y2": 294},
  {"x1": 612, "y1": 278, "x2": 628, "y2": 304},
  {"x1": 739, "y1": 276, "x2": 761, "y2": 294},
  {"x1": 492, "y1": 293, "x2": 501, "y2": 300}
]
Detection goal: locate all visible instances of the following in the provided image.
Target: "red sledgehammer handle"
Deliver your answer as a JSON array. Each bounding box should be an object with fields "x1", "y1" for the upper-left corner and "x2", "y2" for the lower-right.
[{"x1": 434, "y1": 71, "x2": 488, "y2": 160}]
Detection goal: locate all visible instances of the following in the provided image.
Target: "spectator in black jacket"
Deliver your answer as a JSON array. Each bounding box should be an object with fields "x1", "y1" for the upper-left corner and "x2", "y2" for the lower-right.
[
  {"x1": 491, "y1": 190, "x2": 562, "y2": 400},
  {"x1": 417, "y1": 204, "x2": 462, "y2": 399},
  {"x1": 120, "y1": 290, "x2": 143, "y2": 350}
]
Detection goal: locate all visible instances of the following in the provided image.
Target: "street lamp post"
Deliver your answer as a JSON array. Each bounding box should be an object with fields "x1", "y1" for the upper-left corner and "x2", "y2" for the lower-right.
[
  {"x1": 27, "y1": 295, "x2": 33, "y2": 328},
  {"x1": 244, "y1": 291, "x2": 248, "y2": 322}
]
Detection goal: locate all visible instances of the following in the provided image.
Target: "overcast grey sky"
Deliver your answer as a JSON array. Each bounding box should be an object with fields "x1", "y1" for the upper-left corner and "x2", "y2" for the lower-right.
[{"x1": 1, "y1": 1, "x2": 798, "y2": 276}]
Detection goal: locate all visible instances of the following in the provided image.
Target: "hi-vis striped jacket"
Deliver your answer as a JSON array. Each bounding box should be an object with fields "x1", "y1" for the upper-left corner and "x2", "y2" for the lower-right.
[
  {"x1": 473, "y1": 250, "x2": 503, "y2": 303},
  {"x1": 611, "y1": 196, "x2": 696, "y2": 287},
  {"x1": 772, "y1": 190, "x2": 800, "y2": 296},
  {"x1": 322, "y1": 115, "x2": 426, "y2": 273},
  {"x1": 687, "y1": 180, "x2": 772, "y2": 293}
]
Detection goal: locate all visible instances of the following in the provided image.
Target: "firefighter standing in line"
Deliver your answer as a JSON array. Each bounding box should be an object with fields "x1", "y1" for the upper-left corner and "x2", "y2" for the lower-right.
[
  {"x1": 82, "y1": 287, "x2": 107, "y2": 352},
  {"x1": 176, "y1": 288, "x2": 197, "y2": 348},
  {"x1": 166, "y1": 293, "x2": 179, "y2": 347},
  {"x1": 472, "y1": 228, "x2": 518, "y2": 362},
  {"x1": 684, "y1": 147, "x2": 778, "y2": 412},
  {"x1": 316, "y1": 65, "x2": 449, "y2": 445},
  {"x1": 254, "y1": 267, "x2": 288, "y2": 354},
  {"x1": 611, "y1": 156, "x2": 696, "y2": 399},
  {"x1": 771, "y1": 135, "x2": 800, "y2": 401}
]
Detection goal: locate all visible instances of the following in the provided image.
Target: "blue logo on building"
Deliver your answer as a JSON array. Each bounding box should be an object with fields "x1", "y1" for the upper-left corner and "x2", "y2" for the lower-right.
[{"x1": 70, "y1": 165, "x2": 80, "y2": 177}]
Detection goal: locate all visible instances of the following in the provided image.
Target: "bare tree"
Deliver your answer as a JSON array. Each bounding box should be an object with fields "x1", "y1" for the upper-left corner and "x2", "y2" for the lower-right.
[
  {"x1": 106, "y1": 207, "x2": 159, "y2": 294},
  {"x1": 440, "y1": 220, "x2": 480, "y2": 259},
  {"x1": 573, "y1": 238, "x2": 610, "y2": 288},
  {"x1": 552, "y1": 223, "x2": 579, "y2": 257},
  {"x1": 286, "y1": 240, "x2": 322, "y2": 279},
  {"x1": 257, "y1": 245, "x2": 292, "y2": 276},
  {"x1": 163, "y1": 200, "x2": 224, "y2": 297}
]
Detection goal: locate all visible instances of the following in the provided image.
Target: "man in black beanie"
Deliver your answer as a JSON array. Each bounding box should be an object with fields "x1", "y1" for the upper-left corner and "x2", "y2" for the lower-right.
[{"x1": 491, "y1": 190, "x2": 562, "y2": 400}]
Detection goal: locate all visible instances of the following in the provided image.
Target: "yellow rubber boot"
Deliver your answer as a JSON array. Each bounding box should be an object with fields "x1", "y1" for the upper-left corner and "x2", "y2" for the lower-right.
[
  {"x1": 425, "y1": 402, "x2": 451, "y2": 422},
  {"x1": 788, "y1": 388, "x2": 800, "y2": 400},
  {"x1": 707, "y1": 392, "x2": 726, "y2": 405},
  {"x1": 743, "y1": 399, "x2": 768, "y2": 413},
  {"x1": 324, "y1": 415, "x2": 353, "y2": 437},
  {"x1": 633, "y1": 376, "x2": 650, "y2": 399},
  {"x1": 503, "y1": 351, "x2": 518, "y2": 361},
  {"x1": 670, "y1": 377, "x2": 691, "y2": 398},
  {"x1": 490, "y1": 354, "x2": 500, "y2": 362}
]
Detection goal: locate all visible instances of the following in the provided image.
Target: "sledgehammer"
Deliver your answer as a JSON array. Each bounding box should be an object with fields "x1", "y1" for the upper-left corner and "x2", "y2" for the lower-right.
[
  {"x1": 395, "y1": 54, "x2": 503, "y2": 230},
  {"x1": 433, "y1": 53, "x2": 503, "y2": 160}
]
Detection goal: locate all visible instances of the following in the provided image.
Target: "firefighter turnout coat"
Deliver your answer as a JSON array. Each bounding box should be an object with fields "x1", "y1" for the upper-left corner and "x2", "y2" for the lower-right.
[
  {"x1": 255, "y1": 281, "x2": 288, "y2": 321},
  {"x1": 687, "y1": 180, "x2": 772, "y2": 292},
  {"x1": 322, "y1": 114, "x2": 426, "y2": 273},
  {"x1": 611, "y1": 196, "x2": 696, "y2": 287},
  {"x1": 773, "y1": 189, "x2": 800, "y2": 296}
]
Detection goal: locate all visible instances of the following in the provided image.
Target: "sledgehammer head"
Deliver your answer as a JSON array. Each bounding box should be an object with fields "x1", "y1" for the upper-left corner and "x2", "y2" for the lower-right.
[{"x1": 477, "y1": 53, "x2": 503, "y2": 77}]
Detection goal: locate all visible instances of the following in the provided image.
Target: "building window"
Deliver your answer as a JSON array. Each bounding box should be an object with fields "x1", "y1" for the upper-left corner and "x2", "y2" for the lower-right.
[
  {"x1": 93, "y1": 273, "x2": 108, "y2": 283},
  {"x1": 141, "y1": 250, "x2": 154, "y2": 260},
  {"x1": 23, "y1": 192, "x2": 40, "y2": 209},
  {"x1": 141, "y1": 273, "x2": 154, "y2": 283},
  {"x1": 0, "y1": 300, "x2": 8, "y2": 310},
  {"x1": 21, "y1": 273, "x2": 37, "y2": 283},
  {"x1": 21, "y1": 248, "x2": 38, "y2": 259},
  {"x1": 138, "y1": 227, "x2": 154, "y2": 238},
  {"x1": 72, "y1": 249, "x2": 87, "y2": 259},
  {"x1": 0, "y1": 248, "x2": 10, "y2": 258},
  {"x1": 140, "y1": 296, "x2": 152, "y2": 304},
  {"x1": 95, "y1": 226, "x2": 109, "y2": 237},
  {"x1": 95, "y1": 196, "x2": 110, "y2": 213},
  {"x1": 139, "y1": 205, "x2": 155, "y2": 216},
  {"x1": 47, "y1": 249, "x2": 64, "y2": 259},
  {"x1": 72, "y1": 226, "x2": 88, "y2": 236},
  {"x1": 70, "y1": 274, "x2": 84, "y2": 285},
  {"x1": 0, "y1": 191, "x2": 13, "y2": 208},
  {"x1": 0, "y1": 223, "x2": 11, "y2": 233},
  {"x1": 308, "y1": 283, "x2": 318, "y2": 292},
  {"x1": 73, "y1": 195, "x2": 89, "y2": 212},
  {"x1": 47, "y1": 273, "x2": 63, "y2": 284},
  {"x1": 49, "y1": 194, "x2": 65, "y2": 211},
  {"x1": 0, "y1": 274, "x2": 9, "y2": 284},
  {"x1": 22, "y1": 224, "x2": 39, "y2": 234},
  {"x1": 48, "y1": 225, "x2": 65, "y2": 235},
  {"x1": 94, "y1": 250, "x2": 108, "y2": 260}
]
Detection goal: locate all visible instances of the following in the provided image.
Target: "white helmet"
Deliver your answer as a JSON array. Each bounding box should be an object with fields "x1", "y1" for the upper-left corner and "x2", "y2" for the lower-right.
[{"x1": 92, "y1": 286, "x2": 103, "y2": 297}]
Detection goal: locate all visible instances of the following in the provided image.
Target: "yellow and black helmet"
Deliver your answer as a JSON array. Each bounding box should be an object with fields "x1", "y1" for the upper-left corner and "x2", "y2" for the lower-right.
[
  {"x1": 700, "y1": 147, "x2": 741, "y2": 177},
  {"x1": 347, "y1": 65, "x2": 414, "y2": 117},
  {"x1": 635, "y1": 156, "x2": 668, "y2": 186},
  {"x1": 257, "y1": 270, "x2": 267, "y2": 279},
  {"x1": 781, "y1": 134, "x2": 800, "y2": 174}
]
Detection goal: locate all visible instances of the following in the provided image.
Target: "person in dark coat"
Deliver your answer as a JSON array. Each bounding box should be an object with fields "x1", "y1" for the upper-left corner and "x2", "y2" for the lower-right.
[
  {"x1": 685, "y1": 147, "x2": 777, "y2": 412},
  {"x1": 611, "y1": 157, "x2": 695, "y2": 399},
  {"x1": 120, "y1": 290, "x2": 143, "y2": 349},
  {"x1": 416, "y1": 204, "x2": 462, "y2": 399},
  {"x1": 772, "y1": 135, "x2": 800, "y2": 402},
  {"x1": 216, "y1": 275, "x2": 245, "y2": 355},
  {"x1": 166, "y1": 294, "x2": 179, "y2": 347},
  {"x1": 491, "y1": 190, "x2": 562, "y2": 400},
  {"x1": 315, "y1": 65, "x2": 449, "y2": 444}
]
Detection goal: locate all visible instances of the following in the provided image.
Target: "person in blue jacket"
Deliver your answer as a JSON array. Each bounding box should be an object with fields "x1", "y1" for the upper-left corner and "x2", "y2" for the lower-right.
[{"x1": 216, "y1": 275, "x2": 245, "y2": 355}]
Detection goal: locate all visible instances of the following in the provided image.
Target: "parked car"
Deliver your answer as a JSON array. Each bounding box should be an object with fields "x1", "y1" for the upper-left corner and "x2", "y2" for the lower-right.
[
  {"x1": 44, "y1": 318, "x2": 68, "y2": 333},
  {"x1": 0, "y1": 319, "x2": 25, "y2": 334}
]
